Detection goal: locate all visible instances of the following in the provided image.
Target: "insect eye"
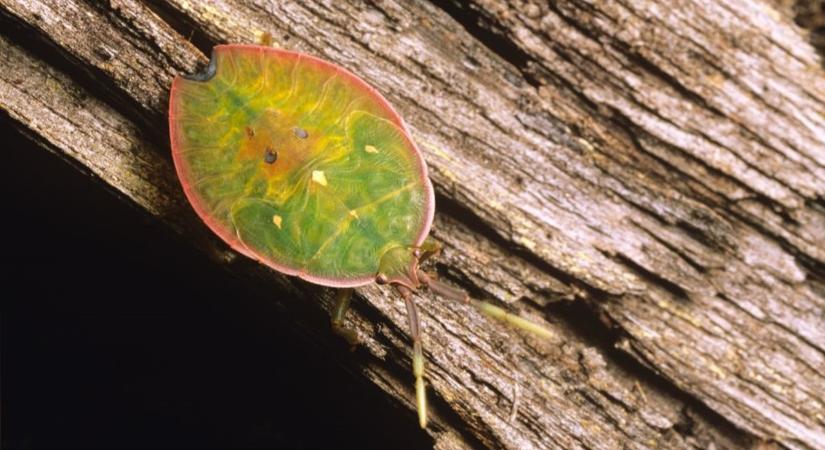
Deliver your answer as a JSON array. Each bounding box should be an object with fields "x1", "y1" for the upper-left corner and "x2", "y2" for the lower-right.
[{"x1": 264, "y1": 147, "x2": 278, "y2": 164}]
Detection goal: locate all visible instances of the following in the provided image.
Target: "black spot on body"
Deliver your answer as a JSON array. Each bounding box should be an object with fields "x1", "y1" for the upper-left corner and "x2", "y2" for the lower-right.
[
  {"x1": 264, "y1": 147, "x2": 278, "y2": 164},
  {"x1": 182, "y1": 49, "x2": 218, "y2": 82}
]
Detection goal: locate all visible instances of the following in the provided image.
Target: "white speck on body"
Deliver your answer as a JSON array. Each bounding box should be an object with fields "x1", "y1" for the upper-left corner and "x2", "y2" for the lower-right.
[
  {"x1": 312, "y1": 170, "x2": 328, "y2": 186},
  {"x1": 272, "y1": 215, "x2": 283, "y2": 229},
  {"x1": 365, "y1": 145, "x2": 379, "y2": 154}
]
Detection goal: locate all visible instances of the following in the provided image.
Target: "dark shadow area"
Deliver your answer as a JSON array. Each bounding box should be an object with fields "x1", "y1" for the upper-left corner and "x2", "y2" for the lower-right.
[
  {"x1": 794, "y1": 0, "x2": 825, "y2": 63},
  {"x1": 1, "y1": 123, "x2": 431, "y2": 450},
  {"x1": 142, "y1": 0, "x2": 218, "y2": 58},
  {"x1": 428, "y1": 0, "x2": 537, "y2": 86}
]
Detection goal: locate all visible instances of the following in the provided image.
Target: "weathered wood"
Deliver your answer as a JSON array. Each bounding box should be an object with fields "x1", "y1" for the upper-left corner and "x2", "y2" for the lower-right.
[
  {"x1": 2, "y1": 0, "x2": 824, "y2": 449},
  {"x1": 447, "y1": 1, "x2": 825, "y2": 446}
]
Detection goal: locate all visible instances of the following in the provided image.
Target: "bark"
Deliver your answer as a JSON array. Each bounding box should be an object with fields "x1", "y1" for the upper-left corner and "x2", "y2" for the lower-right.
[{"x1": 2, "y1": 0, "x2": 824, "y2": 449}]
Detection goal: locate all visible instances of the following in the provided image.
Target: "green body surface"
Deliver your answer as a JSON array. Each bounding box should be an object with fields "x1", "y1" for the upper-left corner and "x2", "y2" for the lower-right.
[{"x1": 169, "y1": 45, "x2": 434, "y2": 287}]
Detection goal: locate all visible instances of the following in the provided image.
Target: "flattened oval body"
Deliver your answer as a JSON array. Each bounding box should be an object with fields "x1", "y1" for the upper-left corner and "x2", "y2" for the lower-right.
[{"x1": 169, "y1": 45, "x2": 435, "y2": 287}]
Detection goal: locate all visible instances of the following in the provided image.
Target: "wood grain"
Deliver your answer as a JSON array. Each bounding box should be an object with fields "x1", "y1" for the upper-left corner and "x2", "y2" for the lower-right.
[{"x1": 2, "y1": 0, "x2": 824, "y2": 448}]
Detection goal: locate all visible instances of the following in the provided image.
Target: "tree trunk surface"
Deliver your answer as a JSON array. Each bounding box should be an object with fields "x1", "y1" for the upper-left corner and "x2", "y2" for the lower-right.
[{"x1": 2, "y1": 1, "x2": 824, "y2": 449}]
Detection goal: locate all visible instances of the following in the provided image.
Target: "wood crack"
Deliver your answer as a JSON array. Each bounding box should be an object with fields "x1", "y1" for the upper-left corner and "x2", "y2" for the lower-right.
[{"x1": 4, "y1": 0, "x2": 825, "y2": 448}]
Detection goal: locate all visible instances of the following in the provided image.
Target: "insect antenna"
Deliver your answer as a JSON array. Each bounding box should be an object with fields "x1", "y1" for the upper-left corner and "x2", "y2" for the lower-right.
[
  {"x1": 417, "y1": 270, "x2": 554, "y2": 339},
  {"x1": 396, "y1": 285, "x2": 427, "y2": 428}
]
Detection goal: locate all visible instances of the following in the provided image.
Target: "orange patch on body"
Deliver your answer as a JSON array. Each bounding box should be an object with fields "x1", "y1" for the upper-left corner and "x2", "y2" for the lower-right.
[{"x1": 237, "y1": 109, "x2": 318, "y2": 180}]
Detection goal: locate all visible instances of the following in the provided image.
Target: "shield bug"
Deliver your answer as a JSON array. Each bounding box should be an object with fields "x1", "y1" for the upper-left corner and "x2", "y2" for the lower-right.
[{"x1": 169, "y1": 44, "x2": 550, "y2": 428}]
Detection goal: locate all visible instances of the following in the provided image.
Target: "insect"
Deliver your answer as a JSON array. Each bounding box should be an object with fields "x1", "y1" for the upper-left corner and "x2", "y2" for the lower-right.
[{"x1": 168, "y1": 43, "x2": 551, "y2": 428}]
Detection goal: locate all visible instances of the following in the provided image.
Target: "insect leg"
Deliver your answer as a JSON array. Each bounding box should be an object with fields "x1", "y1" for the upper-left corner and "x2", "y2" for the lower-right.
[
  {"x1": 258, "y1": 31, "x2": 274, "y2": 47},
  {"x1": 417, "y1": 270, "x2": 553, "y2": 340},
  {"x1": 396, "y1": 285, "x2": 428, "y2": 429},
  {"x1": 331, "y1": 288, "x2": 359, "y2": 348}
]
